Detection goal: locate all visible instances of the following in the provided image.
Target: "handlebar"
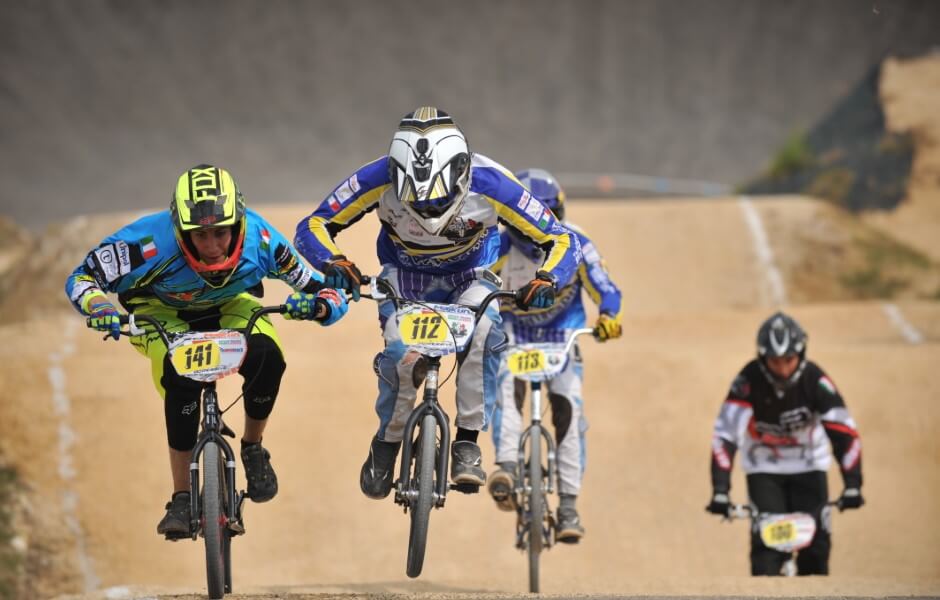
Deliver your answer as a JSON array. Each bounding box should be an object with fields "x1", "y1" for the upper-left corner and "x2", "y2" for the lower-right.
[
  {"x1": 87, "y1": 305, "x2": 288, "y2": 345},
  {"x1": 361, "y1": 275, "x2": 517, "y2": 322},
  {"x1": 726, "y1": 500, "x2": 842, "y2": 520}
]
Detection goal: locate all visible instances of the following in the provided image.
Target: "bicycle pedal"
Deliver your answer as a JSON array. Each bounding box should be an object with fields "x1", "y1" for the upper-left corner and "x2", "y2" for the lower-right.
[
  {"x1": 163, "y1": 531, "x2": 191, "y2": 542},
  {"x1": 450, "y1": 482, "x2": 481, "y2": 494}
]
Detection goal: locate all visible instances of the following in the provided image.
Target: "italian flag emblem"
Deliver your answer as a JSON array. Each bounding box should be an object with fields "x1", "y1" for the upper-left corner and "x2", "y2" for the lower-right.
[
  {"x1": 538, "y1": 209, "x2": 551, "y2": 229},
  {"x1": 141, "y1": 236, "x2": 157, "y2": 259},
  {"x1": 261, "y1": 228, "x2": 271, "y2": 250},
  {"x1": 819, "y1": 376, "x2": 837, "y2": 395}
]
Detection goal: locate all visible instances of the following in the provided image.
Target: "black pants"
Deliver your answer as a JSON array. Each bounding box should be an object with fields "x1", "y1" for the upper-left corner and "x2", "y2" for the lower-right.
[{"x1": 746, "y1": 471, "x2": 830, "y2": 576}]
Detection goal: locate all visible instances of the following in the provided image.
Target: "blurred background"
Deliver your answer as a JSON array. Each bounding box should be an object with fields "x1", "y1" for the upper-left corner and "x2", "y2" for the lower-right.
[{"x1": 2, "y1": 0, "x2": 939, "y2": 227}]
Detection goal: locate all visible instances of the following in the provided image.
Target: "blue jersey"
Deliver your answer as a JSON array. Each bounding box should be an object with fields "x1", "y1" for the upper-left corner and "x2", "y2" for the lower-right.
[
  {"x1": 294, "y1": 153, "x2": 580, "y2": 281},
  {"x1": 495, "y1": 221, "x2": 622, "y2": 341},
  {"x1": 65, "y1": 208, "x2": 322, "y2": 313}
]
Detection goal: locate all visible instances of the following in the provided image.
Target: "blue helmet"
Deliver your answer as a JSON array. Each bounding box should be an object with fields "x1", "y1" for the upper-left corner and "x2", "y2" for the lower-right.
[{"x1": 515, "y1": 168, "x2": 566, "y2": 222}]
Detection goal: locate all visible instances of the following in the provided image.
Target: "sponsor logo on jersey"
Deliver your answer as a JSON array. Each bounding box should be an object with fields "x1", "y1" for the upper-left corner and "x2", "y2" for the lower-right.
[
  {"x1": 335, "y1": 175, "x2": 361, "y2": 202},
  {"x1": 140, "y1": 235, "x2": 158, "y2": 259},
  {"x1": 91, "y1": 241, "x2": 132, "y2": 283},
  {"x1": 524, "y1": 198, "x2": 543, "y2": 221},
  {"x1": 517, "y1": 191, "x2": 531, "y2": 211}
]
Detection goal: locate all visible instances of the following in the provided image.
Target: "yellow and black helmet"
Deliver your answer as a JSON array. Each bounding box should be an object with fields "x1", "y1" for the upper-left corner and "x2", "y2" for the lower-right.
[{"x1": 170, "y1": 164, "x2": 247, "y2": 287}]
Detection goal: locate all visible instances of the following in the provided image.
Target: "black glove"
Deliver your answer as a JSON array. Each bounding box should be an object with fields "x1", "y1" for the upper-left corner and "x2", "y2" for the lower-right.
[
  {"x1": 516, "y1": 270, "x2": 556, "y2": 310},
  {"x1": 322, "y1": 254, "x2": 362, "y2": 301},
  {"x1": 837, "y1": 487, "x2": 864, "y2": 511},
  {"x1": 705, "y1": 492, "x2": 730, "y2": 516}
]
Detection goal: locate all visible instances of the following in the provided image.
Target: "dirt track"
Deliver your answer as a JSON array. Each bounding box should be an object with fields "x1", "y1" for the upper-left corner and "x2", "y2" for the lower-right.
[{"x1": 1, "y1": 198, "x2": 938, "y2": 599}]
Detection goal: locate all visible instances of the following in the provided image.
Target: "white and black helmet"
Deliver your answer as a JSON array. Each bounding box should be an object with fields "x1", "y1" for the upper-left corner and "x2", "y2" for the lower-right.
[
  {"x1": 756, "y1": 311, "x2": 808, "y2": 391},
  {"x1": 388, "y1": 107, "x2": 471, "y2": 235}
]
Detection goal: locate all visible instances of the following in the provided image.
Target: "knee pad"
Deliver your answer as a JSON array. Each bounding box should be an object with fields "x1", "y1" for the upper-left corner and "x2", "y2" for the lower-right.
[
  {"x1": 240, "y1": 334, "x2": 286, "y2": 420},
  {"x1": 373, "y1": 350, "x2": 400, "y2": 389},
  {"x1": 161, "y1": 354, "x2": 203, "y2": 450},
  {"x1": 549, "y1": 392, "x2": 573, "y2": 443}
]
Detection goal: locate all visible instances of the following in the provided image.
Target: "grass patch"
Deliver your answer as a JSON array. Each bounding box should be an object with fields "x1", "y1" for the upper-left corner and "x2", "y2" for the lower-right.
[
  {"x1": 840, "y1": 231, "x2": 932, "y2": 299},
  {"x1": 0, "y1": 466, "x2": 21, "y2": 600},
  {"x1": 808, "y1": 167, "x2": 856, "y2": 205},
  {"x1": 768, "y1": 131, "x2": 815, "y2": 179}
]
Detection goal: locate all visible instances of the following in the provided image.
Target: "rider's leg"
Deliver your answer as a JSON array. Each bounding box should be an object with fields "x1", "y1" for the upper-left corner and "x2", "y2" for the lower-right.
[
  {"x1": 451, "y1": 280, "x2": 507, "y2": 485},
  {"x1": 223, "y1": 295, "x2": 286, "y2": 502},
  {"x1": 746, "y1": 473, "x2": 791, "y2": 575},
  {"x1": 549, "y1": 350, "x2": 587, "y2": 541},
  {"x1": 790, "y1": 471, "x2": 830, "y2": 575},
  {"x1": 489, "y1": 370, "x2": 526, "y2": 510}
]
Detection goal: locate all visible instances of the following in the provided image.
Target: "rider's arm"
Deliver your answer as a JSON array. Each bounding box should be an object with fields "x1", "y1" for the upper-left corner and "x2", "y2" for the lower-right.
[
  {"x1": 813, "y1": 364, "x2": 863, "y2": 489},
  {"x1": 573, "y1": 225, "x2": 622, "y2": 319},
  {"x1": 293, "y1": 157, "x2": 389, "y2": 270},
  {"x1": 472, "y1": 158, "x2": 581, "y2": 287},
  {"x1": 710, "y1": 370, "x2": 754, "y2": 493},
  {"x1": 489, "y1": 229, "x2": 512, "y2": 276},
  {"x1": 250, "y1": 210, "x2": 326, "y2": 294},
  {"x1": 64, "y1": 214, "x2": 164, "y2": 315}
]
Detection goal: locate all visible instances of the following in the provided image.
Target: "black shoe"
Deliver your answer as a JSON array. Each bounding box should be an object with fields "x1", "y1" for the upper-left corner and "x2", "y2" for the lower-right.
[
  {"x1": 241, "y1": 443, "x2": 278, "y2": 503},
  {"x1": 360, "y1": 436, "x2": 401, "y2": 500},
  {"x1": 487, "y1": 462, "x2": 517, "y2": 511},
  {"x1": 451, "y1": 440, "x2": 486, "y2": 486},
  {"x1": 555, "y1": 505, "x2": 585, "y2": 543},
  {"x1": 157, "y1": 492, "x2": 192, "y2": 538}
]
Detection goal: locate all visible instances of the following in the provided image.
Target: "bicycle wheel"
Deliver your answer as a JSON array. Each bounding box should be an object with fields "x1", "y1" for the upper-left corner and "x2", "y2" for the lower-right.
[
  {"x1": 406, "y1": 413, "x2": 437, "y2": 578},
  {"x1": 202, "y1": 441, "x2": 227, "y2": 599},
  {"x1": 527, "y1": 425, "x2": 543, "y2": 593}
]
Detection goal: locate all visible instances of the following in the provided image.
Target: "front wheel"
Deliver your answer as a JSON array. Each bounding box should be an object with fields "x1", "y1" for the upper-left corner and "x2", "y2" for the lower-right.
[
  {"x1": 202, "y1": 442, "x2": 228, "y2": 599},
  {"x1": 526, "y1": 426, "x2": 544, "y2": 593},
  {"x1": 406, "y1": 413, "x2": 437, "y2": 578}
]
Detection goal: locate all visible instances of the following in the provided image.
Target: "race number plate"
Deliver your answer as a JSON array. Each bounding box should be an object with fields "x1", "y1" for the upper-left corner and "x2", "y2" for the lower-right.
[
  {"x1": 758, "y1": 512, "x2": 816, "y2": 552},
  {"x1": 396, "y1": 303, "x2": 476, "y2": 356},
  {"x1": 508, "y1": 349, "x2": 547, "y2": 375},
  {"x1": 168, "y1": 330, "x2": 247, "y2": 382}
]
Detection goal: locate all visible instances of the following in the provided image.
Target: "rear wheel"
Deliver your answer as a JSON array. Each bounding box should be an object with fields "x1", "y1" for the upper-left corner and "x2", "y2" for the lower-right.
[
  {"x1": 202, "y1": 442, "x2": 228, "y2": 599},
  {"x1": 406, "y1": 414, "x2": 437, "y2": 578},
  {"x1": 527, "y1": 426, "x2": 544, "y2": 593}
]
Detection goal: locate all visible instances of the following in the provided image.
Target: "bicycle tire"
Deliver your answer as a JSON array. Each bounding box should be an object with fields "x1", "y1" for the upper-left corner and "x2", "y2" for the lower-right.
[
  {"x1": 202, "y1": 441, "x2": 227, "y2": 599},
  {"x1": 406, "y1": 413, "x2": 437, "y2": 578},
  {"x1": 527, "y1": 425, "x2": 543, "y2": 594}
]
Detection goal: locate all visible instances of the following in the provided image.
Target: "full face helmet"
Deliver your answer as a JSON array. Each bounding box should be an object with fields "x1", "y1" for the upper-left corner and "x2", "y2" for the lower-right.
[
  {"x1": 515, "y1": 168, "x2": 566, "y2": 222},
  {"x1": 170, "y1": 164, "x2": 246, "y2": 288},
  {"x1": 388, "y1": 107, "x2": 471, "y2": 235},
  {"x1": 756, "y1": 311, "x2": 808, "y2": 392}
]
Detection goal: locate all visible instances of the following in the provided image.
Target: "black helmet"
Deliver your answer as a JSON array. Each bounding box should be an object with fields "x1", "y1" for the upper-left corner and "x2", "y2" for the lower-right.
[{"x1": 756, "y1": 311, "x2": 807, "y2": 392}]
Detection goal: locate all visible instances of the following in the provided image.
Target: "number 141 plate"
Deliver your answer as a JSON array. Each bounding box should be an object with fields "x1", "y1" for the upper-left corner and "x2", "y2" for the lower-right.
[{"x1": 168, "y1": 330, "x2": 247, "y2": 382}]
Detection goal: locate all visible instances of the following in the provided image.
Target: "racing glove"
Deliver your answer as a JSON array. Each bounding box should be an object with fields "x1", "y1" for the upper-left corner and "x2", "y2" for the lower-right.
[
  {"x1": 84, "y1": 294, "x2": 121, "y2": 341},
  {"x1": 313, "y1": 288, "x2": 349, "y2": 326},
  {"x1": 705, "y1": 492, "x2": 730, "y2": 516},
  {"x1": 837, "y1": 487, "x2": 864, "y2": 511},
  {"x1": 284, "y1": 292, "x2": 319, "y2": 320},
  {"x1": 594, "y1": 312, "x2": 622, "y2": 341},
  {"x1": 323, "y1": 254, "x2": 362, "y2": 301},
  {"x1": 516, "y1": 270, "x2": 556, "y2": 311}
]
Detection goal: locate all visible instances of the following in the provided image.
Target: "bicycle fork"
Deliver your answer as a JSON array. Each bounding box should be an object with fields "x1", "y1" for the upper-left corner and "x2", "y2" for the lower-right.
[
  {"x1": 395, "y1": 357, "x2": 451, "y2": 510},
  {"x1": 517, "y1": 381, "x2": 557, "y2": 496},
  {"x1": 188, "y1": 386, "x2": 243, "y2": 537}
]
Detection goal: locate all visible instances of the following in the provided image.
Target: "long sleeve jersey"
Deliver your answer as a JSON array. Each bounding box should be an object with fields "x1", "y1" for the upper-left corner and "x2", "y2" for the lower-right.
[
  {"x1": 65, "y1": 209, "x2": 322, "y2": 314},
  {"x1": 493, "y1": 221, "x2": 622, "y2": 342},
  {"x1": 710, "y1": 359, "x2": 863, "y2": 493},
  {"x1": 293, "y1": 153, "x2": 580, "y2": 283}
]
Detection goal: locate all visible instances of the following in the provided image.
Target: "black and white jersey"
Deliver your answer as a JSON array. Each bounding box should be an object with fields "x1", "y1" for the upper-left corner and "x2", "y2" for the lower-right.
[{"x1": 710, "y1": 359, "x2": 862, "y2": 492}]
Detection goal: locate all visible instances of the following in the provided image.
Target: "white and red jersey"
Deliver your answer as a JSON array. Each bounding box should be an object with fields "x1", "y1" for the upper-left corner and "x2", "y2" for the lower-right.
[{"x1": 710, "y1": 359, "x2": 862, "y2": 491}]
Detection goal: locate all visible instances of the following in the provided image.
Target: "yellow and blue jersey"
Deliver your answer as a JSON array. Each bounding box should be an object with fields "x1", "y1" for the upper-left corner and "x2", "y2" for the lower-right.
[
  {"x1": 294, "y1": 153, "x2": 580, "y2": 281},
  {"x1": 495, "y1": 221, "x2": 622, "y2": 338},
  {"x1": 65, "y1": 208, "x2": 322, "y2": 313}
]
